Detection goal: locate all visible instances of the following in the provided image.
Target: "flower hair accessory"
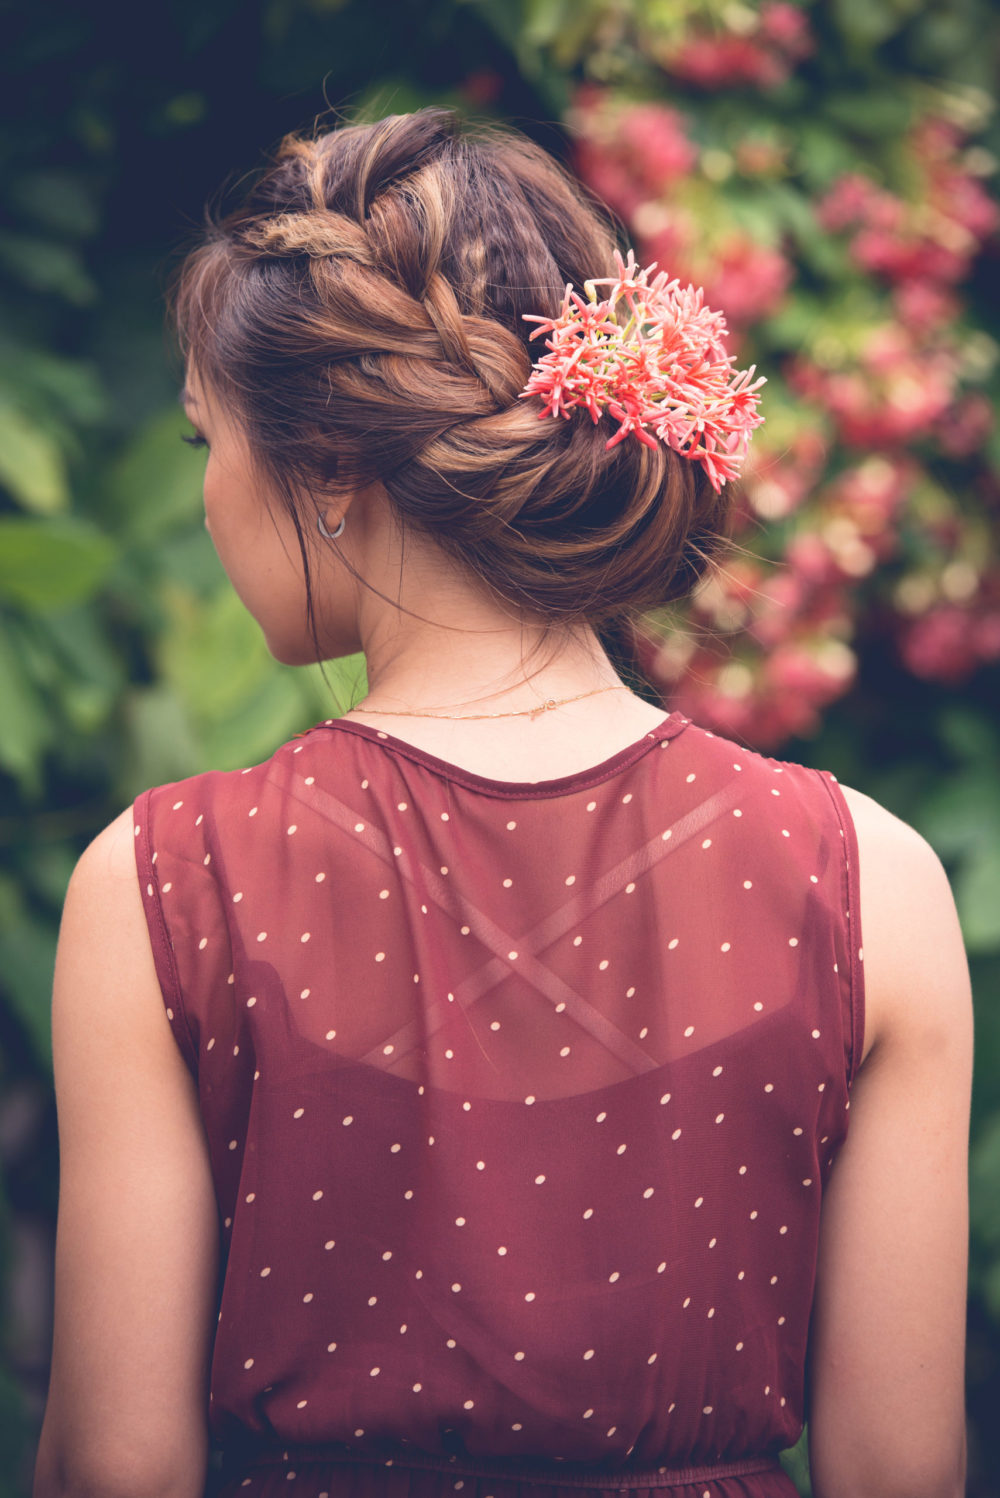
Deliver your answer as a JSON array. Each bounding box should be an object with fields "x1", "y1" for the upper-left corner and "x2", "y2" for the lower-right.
[{"x1": 520, "y1": 249, "x2": 766, "y2": 492}]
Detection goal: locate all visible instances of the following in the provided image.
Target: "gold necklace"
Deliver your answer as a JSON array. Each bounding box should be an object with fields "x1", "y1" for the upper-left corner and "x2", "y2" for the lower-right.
[{"x1": 345, "y1": 684, "x2": 629, "y2": 721}]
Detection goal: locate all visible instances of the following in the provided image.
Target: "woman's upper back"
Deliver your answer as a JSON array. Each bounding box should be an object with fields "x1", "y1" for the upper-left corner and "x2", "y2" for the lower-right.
[{"x1": 133, "y1": 711, "x2": 862, "y2": 1476}]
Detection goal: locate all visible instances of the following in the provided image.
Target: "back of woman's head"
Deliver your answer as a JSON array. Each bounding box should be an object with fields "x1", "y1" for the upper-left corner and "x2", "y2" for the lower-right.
[{"x1": 173, "y1": 108, "x2": 732, "y2": 627}]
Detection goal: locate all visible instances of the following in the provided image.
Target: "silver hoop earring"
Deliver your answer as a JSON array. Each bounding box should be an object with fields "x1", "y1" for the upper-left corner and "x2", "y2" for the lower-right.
[{"x1": 317, "y1": 513, "x2": 346, "y2": 540}]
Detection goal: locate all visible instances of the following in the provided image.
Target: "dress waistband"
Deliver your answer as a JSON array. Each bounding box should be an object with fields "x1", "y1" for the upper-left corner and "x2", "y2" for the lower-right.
[{"x1": 240, "y1": 1446, "x2": 783, "y2": 1489}]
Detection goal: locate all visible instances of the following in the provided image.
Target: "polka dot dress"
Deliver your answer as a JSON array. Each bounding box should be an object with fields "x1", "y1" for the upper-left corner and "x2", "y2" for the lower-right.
[{"x1": 133, "y1": 714, "x2": 863, "y2": 1498}]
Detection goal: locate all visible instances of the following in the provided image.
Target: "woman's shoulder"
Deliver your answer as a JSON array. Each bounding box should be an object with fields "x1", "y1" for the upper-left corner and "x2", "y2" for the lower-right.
[{"x1": 835, "y1": 782, "x2": 971, "y2": 1064}]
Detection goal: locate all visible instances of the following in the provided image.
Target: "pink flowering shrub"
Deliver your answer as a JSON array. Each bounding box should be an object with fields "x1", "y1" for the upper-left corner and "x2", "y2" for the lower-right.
[{"x1": 567, "y1": 18, "x2": 999, "y2": 744}]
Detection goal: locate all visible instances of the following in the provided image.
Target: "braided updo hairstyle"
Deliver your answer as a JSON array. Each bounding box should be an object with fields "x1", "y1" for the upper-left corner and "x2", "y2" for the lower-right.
[{"x1": 173, "y1": 109, "x2": 733, "y2": 644}]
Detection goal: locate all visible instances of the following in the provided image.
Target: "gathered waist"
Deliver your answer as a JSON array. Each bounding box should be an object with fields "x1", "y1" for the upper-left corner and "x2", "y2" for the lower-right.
[{"x1": 238, "y1": 1445, "x2": 784, "y2": 1489}]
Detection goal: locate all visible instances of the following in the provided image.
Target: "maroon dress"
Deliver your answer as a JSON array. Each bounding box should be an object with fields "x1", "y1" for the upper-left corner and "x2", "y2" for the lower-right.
[{"x1": 133, "y1": 712, "x2": 863, "y2": 1498}]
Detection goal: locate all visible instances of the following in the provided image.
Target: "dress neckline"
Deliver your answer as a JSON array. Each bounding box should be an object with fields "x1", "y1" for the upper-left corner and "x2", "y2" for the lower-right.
[{"x1": 312, "y1": 713, "x2": 688, "y2": 798}]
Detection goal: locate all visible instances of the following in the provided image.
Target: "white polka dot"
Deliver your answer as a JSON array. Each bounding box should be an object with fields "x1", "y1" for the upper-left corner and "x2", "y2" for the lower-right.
[
  {"x1": 440, "y1": 812, "x2": 449, "y2": 822},
  {"x1": 413, "y1": 1382, "x2": 422, "y2": 1392},
  {"x1": 506, "y1": 820, "x2": 517, "y2": 830},
  {"x1": 643, "y1": 1187, "x2": 654, "y2": 1199},
  {"x1": 256, "y1": 931, "x2": 267, "y2": 943},
  {"x1": 326, "y1": 1029, "x2": 336, "y2": 1040},
  {"x1": 342, "y1": 1116, "x2": 353, "y2": 1126},
  {"x1": 293, "y1": 1107, "x2": 305, "y2": 1119},
  {"x1": 300, "y1": 932, "x2": 310, "y2": 943},
  {"x1": 720, "y1": 941, "x2": 731, "y2": 952},
  {"x1": 683, "y1": 1024, "x2": 695, "y2": 1037},
  {"x1": 375, "y1": 952, "x2": 385, "y2": 962},
  {"x1": 229, "y1": 1139, "x2": 238, "y2": 1151},
  {"x1": 754, "y1": 1001, "x2": 764, "y2": 1011},
  {"x1": 764, "y1": 1083, "x2": 774, "y2": 1093},
  {"x1": 583, "y1": 1349, "x2": 595, "y2": 1360},
  {"x1": 524, "y1": 1291, "x2": 535, "y2": 1302},
  {"x1": 565, "y1": 874, "x2": 576, "y2": 886},
  {"x1": 303, "y1": 1292, "x2": 314, "y2": 1303},
  {"x1": 668, "y1": 937, "x2": 679, "y2": 950},
  {"x1": 582, "y1": 1208, "x2": 594, "y2": 1219},
  {"x1": 161, "y1": 883, "x2": 172, "y2": 894},
  {"x1": 243, "y1": 1358, "x2": 254, "y2": 1369},
  {"x1": 660, "y1": 1093, "x2": 671, "y2": 1105},
  {"x1": 312, "y1": 1190, "x2": 323, "y2": 1201},
  {"x1": 788, "y1": 937, "x2": 799, "y2": 947},
  {"x1": 743, "y1": 879, "x2": 753, "y2": 889},
  {"x1": 672, "y1": 1128, "x2": 682, "y2": 1140},
  {"x1": 701, "y1": 838, "x2": 712, "y2": 850},
  {"x1": 259, "y1": 1266, "x2": 271, "y2": 1277},
  {"x1": 502, "y1": 877, "x2": 513, "y2": 888},
  {"x1": 325, "y1": 1240, "x2": 335, "y2": 1250},
  {"x1": 370, "y1": 1367, "x2": 380, "y2": 1377}
]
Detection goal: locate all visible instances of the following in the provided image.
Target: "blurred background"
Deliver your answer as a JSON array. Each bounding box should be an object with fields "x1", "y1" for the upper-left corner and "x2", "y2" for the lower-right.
[{"x1": 1, "y1": 0, "x2": 998, "y2": 1492}]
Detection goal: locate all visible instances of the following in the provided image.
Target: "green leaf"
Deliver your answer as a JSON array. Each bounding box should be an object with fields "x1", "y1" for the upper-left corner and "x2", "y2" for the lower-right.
[
  {"x1": 0, "y1": 232, "x2": 98, "y2": 305},
  {"x1": 105, "y1": 406, "x2": 207, "y2": 541},
  {"x1": 0, "y1": 627, "x2": 49, "y2": 792},
  {"x1": 953, "y1": 844, "x2": 1000, "y2": 954},
  {"x1": 971, "y1": 1113, "x2": 1000, "y2": 1249},
  {"x1": 912, "y1": 771, "x2": 1000, "y2": 861},
  {"x1": 0, "y1": 518, "x2": 116, "y2": 611},
  {"x1": 121, "y1": 685, "x2": 201, "y2": 799},
  {"x1": 0, "y1": 906, "x2": 56, "y2": 1069},
  {"x1": 157, "y1": 586, "x2": 275, "y2": 725},
  {"x1": 200, "y1": 668, "x2": 309, "y2": 769},
  {"x1": 0, "y1": 403, "x2": 69, "y2": 514},
  {"x1": 7, "y1": 171, "x2": 101, "y2": 240}
]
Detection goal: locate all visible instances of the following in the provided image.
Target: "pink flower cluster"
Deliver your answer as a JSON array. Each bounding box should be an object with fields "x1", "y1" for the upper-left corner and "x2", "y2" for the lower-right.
[
  {"x1": 570, "y1": 93, "x2": 795, "y2": 333},
  {"x1": 662, "y1": 2, "x2": 813, "y2": 91},
  {"x1": 520, "y1": 250, "x2": 766, "y2": 491},
  {"x1": 568, "y1": 51, "x2": 999, "y2": 738},
  {"x1": 817, "y1": 120, "x2": 999, "y2": 296},
  {"x1": 898, "y1": 598, "x2": 1000, "y2": 685},
  {"x1": 788, "y1": 325, "x2": 962, "y2": 450}
]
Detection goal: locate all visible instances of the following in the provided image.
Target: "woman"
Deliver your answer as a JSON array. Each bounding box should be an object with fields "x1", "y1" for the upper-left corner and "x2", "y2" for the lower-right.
[{"x1": 34, "y1": 110, "x2": 971, "y2": 1498}]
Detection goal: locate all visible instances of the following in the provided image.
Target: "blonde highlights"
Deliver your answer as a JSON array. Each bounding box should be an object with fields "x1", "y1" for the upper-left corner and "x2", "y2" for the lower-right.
[{"x1": 172, "y1": 109, "x2": 732, "y2": 632}]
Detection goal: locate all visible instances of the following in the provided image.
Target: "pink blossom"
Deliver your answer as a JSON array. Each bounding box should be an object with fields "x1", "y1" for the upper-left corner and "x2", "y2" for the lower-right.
[
  {"x1": 936, "y1": 393, "x2": 994, "y2": 458},
  {"x1": 758, "y1": 2, "x2": 814, "y2": 59},
  {"x1": 618, "y1": 105, "x2": 698, "y2": 192},
  {"x1": 701, "y1": 236, "x2": 793, "y2": 327},
  {"x1": 893, "y1": 279, "x2": 961, "y2": 333},
  {"x1": 520, "y1": 250, "x2": 766, "y2": 491},
  {"x1": 898, "y1": 606, "x2": 981, "y2": 683}
]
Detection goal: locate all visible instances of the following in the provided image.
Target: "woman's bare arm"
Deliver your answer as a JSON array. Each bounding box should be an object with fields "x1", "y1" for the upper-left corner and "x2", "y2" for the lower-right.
[
  {"x1": 807, "y1": 785, "x2": 972, "y2": 1498},
  {"x1": 33, "y1": 810, "x2": 219, "y2": 1498}
]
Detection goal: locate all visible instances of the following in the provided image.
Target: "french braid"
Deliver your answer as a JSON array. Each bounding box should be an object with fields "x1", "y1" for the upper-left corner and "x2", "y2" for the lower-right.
[{"x1": 173, "y1": 109, "x2": 732, "y2": 624}]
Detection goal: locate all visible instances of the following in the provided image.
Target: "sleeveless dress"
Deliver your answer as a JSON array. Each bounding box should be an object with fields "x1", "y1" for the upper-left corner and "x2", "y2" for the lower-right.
[{"x1": 133, "y1": 711, "x2": 864, "y2": 1498}]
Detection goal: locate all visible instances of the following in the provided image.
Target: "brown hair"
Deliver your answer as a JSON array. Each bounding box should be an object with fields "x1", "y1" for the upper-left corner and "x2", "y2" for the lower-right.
[{"x1": 172, "y1": 108, "x2": 732, "y2": 646}]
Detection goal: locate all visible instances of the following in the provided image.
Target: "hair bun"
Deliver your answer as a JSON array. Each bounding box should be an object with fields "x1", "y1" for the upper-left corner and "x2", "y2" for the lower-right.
[{"x1": 173, "y1": 110, "x2": 735, "y2": 627}]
